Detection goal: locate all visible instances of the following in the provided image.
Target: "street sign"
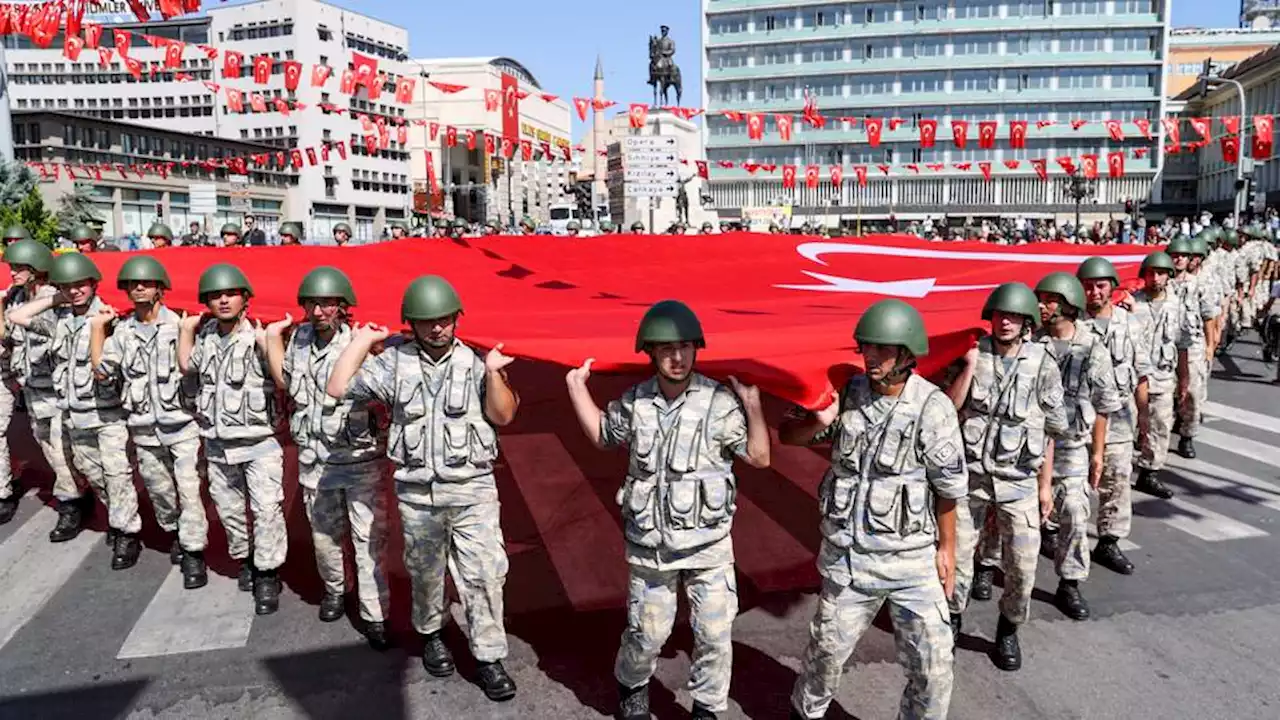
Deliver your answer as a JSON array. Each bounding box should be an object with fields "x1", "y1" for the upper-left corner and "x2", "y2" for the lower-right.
[
  {"x1": 188, "y1": 183, "x2": 216, "y2": 215},
  {"x1": 625, "y1": 182, "x2": 679, "y2": 198},
  {"x1": 624, "y1": 150, "x2": 679, "y2": 167},
  {"x1": 624, "y1": 167, "x2": 678, "y2": 182},
  {"x1": 622, "y1": 136, "x2": 677, "y2": 151}
]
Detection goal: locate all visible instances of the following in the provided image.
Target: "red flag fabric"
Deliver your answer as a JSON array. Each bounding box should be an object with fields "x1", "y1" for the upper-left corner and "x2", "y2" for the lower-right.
[
  {"x1": 865, "y1": 117, "x2": 884, "y2": 148},
  {"x1": 485, "y1": 89, "x2": 501, "y2": 112},
  {"x1": 978, "y1": 161, "x2": 992, "y2": 182},
  {"x1": 290, "y1": 149, "x2": 303, "y2": 169},
  {"x1": 1081, "y1": 154, "x2": 1099, "y2": 179},
  {"x1": 695, "y1": 160, "x2": 708, "y2": 179},
  {"x1": 395, "y1": 77, "x2": 415, "y2": 104},
  {"x1": 501, "y1": 139, "x2": 515, "y2": 159},
  {"x1": 340, "y1": 69, "x2": 356, "y2": 94},
  {"x1": 805, "y1": 165, "x2": 819, "y2": 189},
  {"x1": 502, "y1": 73, "x2": 520, "y2": 141},
  {"x1": 776, "y1": 114, "x2": 794, "y2": 142},
  {"x1": 1009, "y1": 120, "x2": 1027, "y2": 149},
  {"x1": 1162, "y1": 118, "x2": 1181, "y2": 152},
  {"x1": 484, "y1": 134, "x2": 496, "y2": 156},
  {"x1": 1104, "y1": 119, "x2": 1125, "y2": 142},
  {"x1": 63, "y1": 35, "x2": 84, "y2": 61},
  {"x1": 1253, "y1": 115, "x2": 1274, "y2": 159},
  {"x1": 445, "y1": 126, "x2": 458, "y2": 148},
  {"x1": 465, "y1": 129, "x2": 477, "y2": 151},
  {"x1": 122, "y1": 56, "x2": 142, "y2": 81},
  {"x1": 951, "y1": 120, "x2": 968, "y2": 149},
  {"x1": 1221, "y1": 135, "x2": 1240, "y2": 164},
  {"x1": 429, "y1": 123, "x2": 439, "y2": 141},
  {"x1": 223, "y1": 50, "x2": 243, "y2": 79},
  {"x1": 164, "y1": 41, "x2": 183, "y2": 69},
  {"x1": 226, "y1": 88, "x2": 243, "y2": 113},
  {"x1": 1134, "y1": 118, "x2": 1152, "y2": 140},
  {"x1": 311, "y1": 64, "x2": 332, "y2": 87},
  {"x1": 84, "y1": 23, "x2": 102, "y2": 49},
  {"x1": 747, "y1": 113, "x2": 764, "y2": 141},
  {"x1": 628, "y1": 104, "x2": 648, "y2": 129},
  {"x1": 830, "y1": 165, "x2": 843, "y2": 188},
  {"x1": 282, "y1": 60, "x2": 302, "y2": 91},
  {"x1": 1107, "y1": 151, "x2": 1125, "y2": 179},
  {"x1": 250, "y1": 94, "x2": 266, "y2": 113},
  {"x1": 781, "y1": 165, "x2": 796, "y2": 189},
  {"x1": 1223, "y1": 116, "x2": 1241, "y2": 136},
  {"x1": 97, "y1": 47, "x2": 114, "y2": 66},
  {"x1": 521, "y1": 140, "x2": 533, "y2": 162},
  {"x1": 920, "y1": 119, "x2": 938, "y2": 148},
  {"x1": 274, "y1": 97, "x2": 291, "y2": 115},
  {"x1": 305, "y1": 147, "x2": 318, "y2": 166},
  {"x1": 572, "y1": 97, "x2": 589, "y2": 121},
  {"x1": 113, "y1": 29, "x2": 131, "y2": 57},
  {"x1": 854, "y1": 165, "x2": 868, "y2": 187},
  {"x1": 1189, "y1": 117, "x2": 1212, "y2": 142},
  {"x1": 352, "y1": 53, "x2": 379, "y2": 90},
  {"x1": 252, "y1": 55, "x2": 272, "y2": 84},
  {"x1": 978, "y1": 121, "x2": 997, "y2": 150},
  {"x1": 429, "y1": 81, "x2": 466, "y2": 94}
]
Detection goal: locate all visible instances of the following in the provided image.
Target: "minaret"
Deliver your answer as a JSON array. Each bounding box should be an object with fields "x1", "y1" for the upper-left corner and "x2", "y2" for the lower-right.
[{"x1": 592, "y1": 54, "x2": 607, "y2": 211}]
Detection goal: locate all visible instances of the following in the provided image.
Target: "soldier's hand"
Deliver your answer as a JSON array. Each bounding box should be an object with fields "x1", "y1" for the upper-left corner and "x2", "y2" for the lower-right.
[
  {"x1": 565, "y1": 358, "x2": 593, "y2": 389},
  {"x1": 89, "y1": 305, "x2": 118, "y2": 326},
  {"x1": 1039, "y1": 484, "x2": 1054, "y2": 524},
  {"x1": 727, "y1": 375, "x2": 761, "y2": 408},
  {"x1": 266, "y1": 313, "x2": 294, "y2": 337},
  {"x1": 936, "y1": 549, "x2": 956, "y2": 600},
  {"x1": 179, "y1": 311, "x2": 204, "y2": 332},
  {"x1": 814, "y1": 392, "x2": 840, "y2": 427},
  {"x1": 1089, "y1": 452, "x2": 1104, "y2": 490},
  {"x1": 485, "y1": 342, "x2": 515, "y2": 373},
  {"x1": 963, "y1": 343, "x2": 980, "y2": 367},
  {"x1": 355, "y1": 323, "x2": 390, "y2": 345}
]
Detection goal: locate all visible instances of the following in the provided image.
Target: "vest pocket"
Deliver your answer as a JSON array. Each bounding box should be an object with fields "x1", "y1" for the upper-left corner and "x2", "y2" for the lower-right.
[
  {"x1": 874, "y1": 416, "x2": 915, "y2": 473},
  {"x1": 625, "y1": 478, "x2": 657, "y2": 531},
  {"x1": 833, "y1": 426, "x2": 862, "y2": 473},
  {"x1": 665, "y1": 478, "x2": 699, "y2": 530},
  {"x1": 469, "y1": 421, "x2": 499, "y2": 464},
  {"x1": 865, "y1": 480, "x2": 902, "y2": 535},
  {"x1": 699, "y1": 476, "x2": 733, "y2": 525},
  {"x1": 994, "y1": 424, "x2": 1026, "y2": 465},
  {"x1": 820, "y1": 472, "x2": 857, "y2": 522},
  {"x1": 632, "y1": 429, "x2": 659, "y2": 473},
  {"x1": 667, "y1": 417, "x2": 703, "y2": 473},
  {"x1": 441, "y1": 420, "x2": 470, "y2": 467},
  {"x1": 903, "y1": 483, "x2": 931, "y2": 536},
  {"x1": 127, "y1": 380, "x2": 149, "y2": 414}
]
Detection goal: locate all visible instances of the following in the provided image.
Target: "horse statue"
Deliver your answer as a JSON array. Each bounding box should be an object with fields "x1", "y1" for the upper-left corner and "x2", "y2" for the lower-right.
[{"x1": 648, "y1": 27, "x2": 683, "y2": 108}]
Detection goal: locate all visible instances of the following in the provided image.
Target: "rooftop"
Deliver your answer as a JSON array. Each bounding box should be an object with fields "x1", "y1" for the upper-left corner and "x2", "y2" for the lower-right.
[
  {"x1": 12, "y1": 109, "x2": 282, "y2": 153},
  {"x1": 412, "y1": 56, "x2": 543, "y2": 89},
  {"x1": 206, "y1": 0, "x2": 408, "y2": 33},
  {"x1": 1173, "y1": 42, "x2": 1280, "y2": 101}
]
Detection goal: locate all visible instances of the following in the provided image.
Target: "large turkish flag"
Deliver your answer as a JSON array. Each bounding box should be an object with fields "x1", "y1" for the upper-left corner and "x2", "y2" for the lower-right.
[{"x1": 501, "y1": 72, "x2": 520, "y2": 142}]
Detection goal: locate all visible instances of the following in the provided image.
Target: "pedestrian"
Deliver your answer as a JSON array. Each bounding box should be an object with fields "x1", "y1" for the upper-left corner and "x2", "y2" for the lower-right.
[
  {"x1": 88, "y1": 256, "x2": 210, "y2": 588},
  {"x1": 564, "y1": 300, "x2": 769, "y2": 720},
  {"x1": 1129, "y1": 251, "x2": 1188, "y2": 498},
  {"x1": 178, "y1": 263, "x2": 286, "y2": 615},
  {"x1": 325, "y1": 275, "x2": 520, "y2": 701},
  {"x1": 332, "y1": 222, "x2": 353, "y2": 246},
  {"x1": 782, "y1": 299, "x2": 965, "y2": 720},
  {"x1": 263, "y1": 267, "x2": 391, "y2": 650},
  {"x1": 180, "y1": 221, "x2": 208, "y2": 247},
  {"x1": 242, "y1": 215, "x2": 268, "y2": 246}
]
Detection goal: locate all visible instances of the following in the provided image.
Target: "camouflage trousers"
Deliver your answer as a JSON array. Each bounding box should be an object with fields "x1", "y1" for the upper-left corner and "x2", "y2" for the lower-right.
[
  {"x1": 133, "y1": 432, "x2": 207, "y2": 552},
  {"x1": 1137, "y1": 392, "x2": 1176, "y2": 472},
  {"x1": 207, "y1": 451, "x2": 287, "y2": 570},
  {"x1": 399, "y1": 498, "x2": 508, "y2": 662},
  {"x1": 1178, "y1": 349, "x2": 1209, "y2": 438},
  {"x1": 1097, "y1": 440, "x2": 1134, "y2": 540},
  {"x1": 69, "y1": 422, "x2": 141, "y2": 534},
  {"x1": 1051, "y1": 446, "x2": 1092, "y2": 581},
  {"x1": 950, "y1": 487, "x2": 1039, "y2": 624},
  {"x1": 300, "y1": 461, "x2": 390, "y2": 623},
  {"x1": 0, "y1": 381, "x2": 13, "y2": 494},
  {"x1": 792, "y1": 548, "x2": 952, "y2": 720},
  {"x1": 25, "y1": 389, "x2": 77, "y2": 502},
  {"x1": 616, "y1": 563, "x2": 738, "y2": 713}
]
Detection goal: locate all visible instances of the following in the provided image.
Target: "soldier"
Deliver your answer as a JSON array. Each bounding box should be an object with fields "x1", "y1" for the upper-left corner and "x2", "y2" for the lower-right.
[
  {"x1": 8, "y1": 252, "x2": 143, "y2": 568},
  {"x1": 278, "y1": 221, "x2": 303, "y2": 246},
  {"x1": 946, "y1": 282, "x2": 1067, "y2": 671},
  {"x1": 333, "y1": 222, "x2": 353, "y2": 246},
  {"x1": 3, "y1": 224, "x2": 30, "y2": 246},
  {"x1": 1077, "y1": 258, "x2": 1150, "y2": 576},
  {"x1": 449, "y1": 219, "x2": 468, "y2": 239},
  {"x1": 564, "y1": 300, "x2": 769, "y2": 720},
  {"x1": 220, "y1": 223, "x2": 244, "y2": 248},
  {"x1": 1033, "y1": 272, "x2": 1121, "y2": 620},
  {"x1": 1129, "y1": 251, "x2": 1188, "y2": 499},
  {"x1": 432, "y1": 217, "x2": 450, "y2": 238},
  {"x1": 518, "y1": 216, "x2": 537, "y2": 235},
  {"x1": 1167, "y1": 235, "x2": 1218, "y2": 459},
  {"x1": 389, "y1": 222, "x2": 408, "y2": 241},
  {"x1": 325, "y1": 275, "x2": 520, "y2": 701},
  {"x1": 699, "y1": 221, "x2": 715, "y2": 235},
  {"x1": 147, "y1": 222, "x2": 175, "y2": 250},
  {"x1": 565, "y1": 221, "x2": 582, "y2": 237},
  {"x1": 88, "y1": 256, "x2": 210, "y2": 588},
  {"x1": 782, "y1": 300, "x2": 964, "y2": 720},
  {"x1": 719, "y1": 221, "x2": 733, "y2": 234},
  {"x1": 177, "y1": 264, "x2": 286, "y2": 615},
  {"x1": 70, "y1": 225, "x2": 98, "y2": 254},
  {"x1": 263, "y1": 267, "x2": 391, "y2": 649},
  {"x1": 630, "y1": 221, "x2": 646, "y2": 234},
  {"x1": 598, "y1": 221, "x2": 615, "y2": 235}
]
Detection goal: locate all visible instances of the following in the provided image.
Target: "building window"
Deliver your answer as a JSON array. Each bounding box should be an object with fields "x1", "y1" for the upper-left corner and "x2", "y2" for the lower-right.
[
  {"x1": 1060, "y1": 69, "x2": 1104, "y2": 89},
  {"x1": 1059, "y1": 32, "x2": 1104, "y2": 53},
  {"x1": 1016, "y1": 33, "x2": 1050, "y2": 55},
  {"x1": 954, "y1": 35, "x2": 999, "y2": 56},
  {"x1": 1112, "y1": 70, "x2": 1155, "y2": 89},
  {"x1": 905, "y1": 72, "x2": 945, "y2": 93},
  {"x1": 955, "y1": 0, "x2": 998, "y2": 19},
  {"x1": 954, "y1": 71, "x2": 998, "y2": 92},
  {"x1": 1060, "y1": 0, "x2": 1105, "y2": 15},
  {"x1": 1116, "y1": 0, "x2": 1153, "y2": 12}
]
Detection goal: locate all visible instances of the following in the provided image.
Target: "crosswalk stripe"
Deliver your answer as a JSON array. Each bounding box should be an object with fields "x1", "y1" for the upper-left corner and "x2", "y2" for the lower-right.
[
  {"x1": 1193, "y1": 426, "x2": 1280, "y2": 470},
  {"x1": 116, "y1": 566, "x2": 254, "y2": 659},
  {"x1": 1166, "y1": 456, "x2": 1280, "y2": 513},
  {"x1": 1203, "y1": 401, "x2": 1280, "y2": 437},
  {"x1": 0, "y1": 505, "x2": 97, "y2": 651},
  {"x1": 1134, "y1": 495, "x2": 1269, "y2": 542},
  {"x1": 501, "y1": 434, "x2": 628, "y2": 611}
]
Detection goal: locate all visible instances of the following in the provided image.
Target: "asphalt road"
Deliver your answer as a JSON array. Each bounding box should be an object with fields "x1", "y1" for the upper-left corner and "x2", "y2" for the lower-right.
[{"x1": 1, "y1": 334, "x2": 1280, "y2": 720}]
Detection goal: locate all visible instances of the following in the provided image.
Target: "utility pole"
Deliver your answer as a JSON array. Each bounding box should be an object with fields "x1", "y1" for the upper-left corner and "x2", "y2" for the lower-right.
[{"x1": 1198, "y1": 58, "x2": 1248, "y2": 227}]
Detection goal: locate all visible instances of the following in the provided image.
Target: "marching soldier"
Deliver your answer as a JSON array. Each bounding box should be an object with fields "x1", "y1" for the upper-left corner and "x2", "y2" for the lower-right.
[
  {"x1": 264, "y1": 267, "x2": 391, "y2": 649},
  {"x1": 70, "y1": 225, "x2": 98, "y2": 254},
  {"x1": 432, "y1": 217, "x2": 450, "y2": 238},
  {"x1": 89, "y1": 256, "x2": 210, "y2": 588},
  {"x1": 147, "y1": 222, "x2": 175, "y2": 250},
  {"x1": 449, "y1": 219, "x2": 468, "y2": 239},
  {"x1": 565, "y1": 221, "x2": 582, "y2": 237},
  {"x1": 1129, "y1": 251, "x2": 1188, "y2": 500},
  {"x1": 325, "y1": 275, "x2": 520, "y2": 701},
  {"x1": 630, "y1": 221, "x2": 646, "y2": 234},
  {"x1": 177, "y1": 264, "x2": 287, "y2": 615},
  {"x1": 9, "y1": 252, "x2": 143, "y2": 569},
  {"x1": 564, "y1": 300, "x2": 769, "y2": 720},
  {"x1": 781, "y1": 300, "x2": 964, "y2": 720},
  {"x1": 699, "y1": 221, "x2": 715, "y2": 235},
  {"x1": 947, "y1": 283, "x2": 1068, "y2": 671},
  {"x1": 1167, "y1": 235, "x2": 1218, "y2": 459},
  {"x1": 3, "y1": 224, "x2": 30, "y2": 246},
  {"x1": 518, "y1": 216, "x2": 537, "y2": 235},
  {"x1": 333, "y1": 222, "x2": 353, "y2": 246},
  {"x1": 220, "y1": 223, "x2": 244, "y2": 248},
  {"x1": 279, "y1": 222, "x2": 303, "y2": 246},
  {"x1": 1077, "y1": 258, "x2": 1151, "y2": 576}
]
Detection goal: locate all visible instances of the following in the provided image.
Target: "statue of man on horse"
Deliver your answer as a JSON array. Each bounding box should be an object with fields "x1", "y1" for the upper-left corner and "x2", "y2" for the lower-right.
[{"x1": 648, "y1": 25, "x2": 683, "y2": 108}]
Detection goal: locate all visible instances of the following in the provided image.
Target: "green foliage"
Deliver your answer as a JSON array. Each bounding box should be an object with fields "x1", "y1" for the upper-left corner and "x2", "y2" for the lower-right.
[
  {"x1": 0, "y1": 187, "x2": 60, "y2": 248},
  {"x1": 55, "y1": 184, "x2": 105, "y2": 234},
  {"x1": 0, "y1": 160, "x2": 37, "y2": 208}
]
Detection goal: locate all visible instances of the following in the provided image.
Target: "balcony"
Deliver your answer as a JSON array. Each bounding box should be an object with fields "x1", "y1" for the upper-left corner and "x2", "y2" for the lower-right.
[
  {"x1": 705, "y1": 121, "x2": 1161, "y2": 149},
  {"x1": 702, "y1": 156, "x2": 1157, "y2": 182},
  {"x1": 706, "y1": 87, "x2": 1163, "y2": 113},
  {"x1": 705, "y1": 14, "x2": 1163, "y2": 45},
  {"x1": 706, "y1": 51, "x2": 1160, "y2": 81}
]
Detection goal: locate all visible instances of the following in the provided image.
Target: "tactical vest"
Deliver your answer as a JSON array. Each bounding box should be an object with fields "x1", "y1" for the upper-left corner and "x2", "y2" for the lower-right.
[
  {"x1": 115, "y1": 307, "x2": 196, "y2": 432},
  {"x1": 819, "y1": 374, "x2": 944, "y2": 554},
  {"x1": 193, "y1": 319, "x2": 275, "y2": 441},
  {"x1": 52, "y1": 297, "x2": 125, "y2": 428},
  {"x1": 1132, "y1": 291, "x2": 1183, "y2": 395},
  {"x1": 617, "y1": 374, "x2": 737, "y2": 553},
  {"x1": 1037, "y1": 323, "x2": 1101, "y2": 447},
  {"x1": 1172, "y1": 275, "x2": 1208, "y2": 347},
  {"x1": 959, "y1": 338, "x2": 1052, "y2": 482},
  {"x1": 286, "y1": 324, "x2": 381, "y2": 466},
  {"x1": 1088, "y1": 308, "x2": 1138, "y2": 398},
  {"x1": 13, "y1": 285, "x2": 56, "y2": 391},
  {"x1": 384, "y1": 342, "x2": 498, "y2": 483}
]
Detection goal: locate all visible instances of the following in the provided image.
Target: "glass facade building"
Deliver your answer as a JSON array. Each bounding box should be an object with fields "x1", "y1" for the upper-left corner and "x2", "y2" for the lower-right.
[{"x1": 701, "y1": 0, "x2": 1171, "y2": 221}]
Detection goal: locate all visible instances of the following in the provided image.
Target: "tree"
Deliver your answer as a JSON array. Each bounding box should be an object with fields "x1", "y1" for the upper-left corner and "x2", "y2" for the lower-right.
[
  {"x1": 0, "y1": 160, "x2": 37, "y2": 208},
  {"x1": 55, "y1": 184, "x2": 104, "y2": 234},
  {"x1": 0, "y1": 187, "x2": 60, "y2": 248}
]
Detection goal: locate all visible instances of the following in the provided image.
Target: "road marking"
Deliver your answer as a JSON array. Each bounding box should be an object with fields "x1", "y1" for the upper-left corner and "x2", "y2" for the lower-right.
[
  {"x1": 1135, "y1": 495, "x2": 1268, "y2": 542},
  {"x1": 1166, "y1": 456, "x2": 1280, "y2": 513},
  {"x1": 116, "y1": 566, "x2": 254, "y2": 659},
  {"x1": 1193, "y1": 426, "x2": 1280, "y2": 471},
  {"x1": 501, "y1": 434, "x2": 628, "y2": 612},
  {"x1": 1085, "y1": 524, "x2": 1141, "y2": 552},
  {"x1": 1202, "y1": 401, "x2": 1280, "y2": 437},
  {"x1": 0, "y1": 506, "x2": 97, "y2": 651}
]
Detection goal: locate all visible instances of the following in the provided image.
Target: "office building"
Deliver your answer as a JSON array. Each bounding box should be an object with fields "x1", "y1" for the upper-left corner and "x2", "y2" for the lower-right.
[
  {"x1": 1166, "y1": 28, "x2": 1280, "y2": 99},
  {"x1": 701, "y1": 0, "x2": 1171, "y2": 224}
]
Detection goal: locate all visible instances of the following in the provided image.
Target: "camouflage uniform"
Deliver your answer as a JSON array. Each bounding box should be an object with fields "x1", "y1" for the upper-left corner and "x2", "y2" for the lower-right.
[
  {"x1": 189, "y1": 318, "x2": 286, "y2": 570},
  {"x1": 1083, "y1": 308, "x2": 1150, "y2": 541},
  {"x1": 791, "y1": 374, "x2": 967, "y2": 720},
  {"x1": 97, "y1": 306, "x2": 208, "y2": 552},
  {"x1": 1035, "y1": 322, "x2": 1121, "y2": 581},
  {"x1": 1131, "y1": 289, "x2": 1192, "y2": 473},
  {"x1": 7, "y1": 285, "x2": 77, "y2": 501},
  {"x1": 0, "y1": 288, "x2": 22, "y2": 499},
  {"x1": 601, "y1": 374, "x2": 747, "y2": 714},
  {"x1": 347, "y1": 338, "x2": 508, "y2": 662},
  {"x1": 950, "y1": 337, "x2": 1068, "y2": 623},
  {"x1": 285, "y1": 323, "x2": 389, "y2": 623},
  {"x1": 1171, "y1": 272, "x2": 1218, "y2": 438}
]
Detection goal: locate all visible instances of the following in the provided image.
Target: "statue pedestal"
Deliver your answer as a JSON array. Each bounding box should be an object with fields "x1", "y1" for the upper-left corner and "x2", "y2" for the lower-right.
[{"x1": 616, "y1": 111, "x2": 717, "y2": 233}]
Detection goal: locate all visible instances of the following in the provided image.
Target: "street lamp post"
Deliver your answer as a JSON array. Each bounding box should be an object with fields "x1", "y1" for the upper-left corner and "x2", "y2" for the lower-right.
[
  {"x1": 1197, "y1": 67, "x2": 1248, "y2": 227},
  {"x1": 1063, "y1": 171, "x2": 1096, "y2": 231}
]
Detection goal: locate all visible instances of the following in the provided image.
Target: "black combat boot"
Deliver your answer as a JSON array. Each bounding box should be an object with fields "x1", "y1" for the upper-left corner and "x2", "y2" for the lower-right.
[
  {"x1": 691, "y1": 702, "x2": 717, "y2": 719},
  {"x1": 1039, "y1": 527, "x2": 1058, "y2": 559},
  {"x1": 617, "y1": 682, "x2": 649, "y2": 720},
  {"x1": 970, "y1": 565, "x2": 995, "y2": 601},
  {"x1": 421, "y1": 631, "x2": 455, "y2": 677},
  {"x1": 1092, "y1": 537, "x2": 1135, "y2": 575},
  {"x1": 1135, "y1": 468, "x2": 1174, "y2": 499},
  {"x1": 1177, "y1": 436, "x2": 1196, "y2": 459},
  {"x1": 111, "y1": 533, "x2": 142, "y2": 570},
  {"x1": 48, "y1": 497, "x2": 86, "y2": 543},
  {"x1": 993, "y1": 614, "x2": 1021, "y2": 672},
  {"x1": 476, "y1": 660, "x2": 517, "y2": 701},
  {"x1": 363, "y1": 621, "x2": 390, "y2": 651},
  {"x1": 0, "y1": 494, "x2": 18, "y2": 525},
  {"x1": 318, "y1": 592, "x2": 345, "y2": 622},
  {"x1": 950, "y1": 613, "x2": 963, "y2": 652},
  {"x1": 237, "y1": 560, "x2": 255, "y2": 592},
  {"x1": 1055, "y1": 579, "x2": 1090, "y2": 621},
  {"x1": 169, "y1": 537, "x2": 183, "y2": 565},
  {"x1": 253, "y1": 569, "x2": 281, "y2": 615},
  {"x1": 181, "y1": 550, "x2": 208, "y2": 590}
]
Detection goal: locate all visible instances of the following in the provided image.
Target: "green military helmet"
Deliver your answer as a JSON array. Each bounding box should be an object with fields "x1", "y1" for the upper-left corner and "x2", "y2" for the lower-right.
[
  {"x1": 566, "y1": 221, "x2": 581, "y2": 231},
  {"x1": 3, "y1": 225, "x2": 30, "y2": 243},
  {"x1": 701, "y1": 221, "x2": 714, "y2": 231},
  {"x1": 198, "y1": 263, "x2": 253, "y2": 301},
  {"x1": 1035, "y1": 271, "x2": 1086, "y2": 314},
  {"x1": 1188, "y1": 234, "x2": 1210, "y2": 257},
  {"x1": 279, "y1": 221, "x2": 303, "y2": 239},
  {"x1": 220, "y1": 223, "x2": 242, "y2": 237},
  {"x1": 630, "y1": 221, "x2": 645, "y2": 232},
  {"x1": 450, "y1": 219, "x2": 467, "y2": 229},
  {"x1": 854, "y1": 299, "x2": 928, "y2": 357},
  {"x1": 1223, "y1": 228, "x2": 1240, "y2": 248},
  {"x1": 434, "y1": 217, "x2": 449, "y2": 229},
  {"x1": 48, "y1": 251, "x2": 102, "y2": 285},
  {"x1": 401, "y1": 275, "x2": 462, "y2": 321},
  {"x1": 68, "y1": 224, "x2": 97, "y2": 243},
  {"x1": 599, "y1": 221, "x2": 614, "y2": 232},
  {"x1": 1140, "y1": 251, "x2": 1175, "y2": 276},
  {"x1": 332, "y1": 222, "x2": 353, "y2": 236},
  {"x1": 1166, "y1": 234, "x2": 1195, "y2": 256},
  {"x1": 519, "y1": 215, "x2": 536, "y2": 229},
  {"x1": 3, "y1": 239, "x2": 53, "y2": 273},
  {"x1": 116, "y1": 256, "x2": 171, "y2": 290},
  {"x1": 634, "y1": 300, "x2": 705, "y2": 353},
  {"x1": 1076, "y1": 256, "x2": 1119, "y2": 286},
  {"x1": 146, "y1": 222, "x2": 173, "y2": 240},
  {"x1": 297, "y1": 266, "x2": 356, "y2": 306},
  {"x1": 982, "y1": 282, "x2": 1041, "y2": 328}
]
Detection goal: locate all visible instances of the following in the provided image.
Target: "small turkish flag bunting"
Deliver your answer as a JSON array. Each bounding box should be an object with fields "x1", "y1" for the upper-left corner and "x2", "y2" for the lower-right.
[{"x1": 429, "y1": 81, "x2": 466, "y2": 94}]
